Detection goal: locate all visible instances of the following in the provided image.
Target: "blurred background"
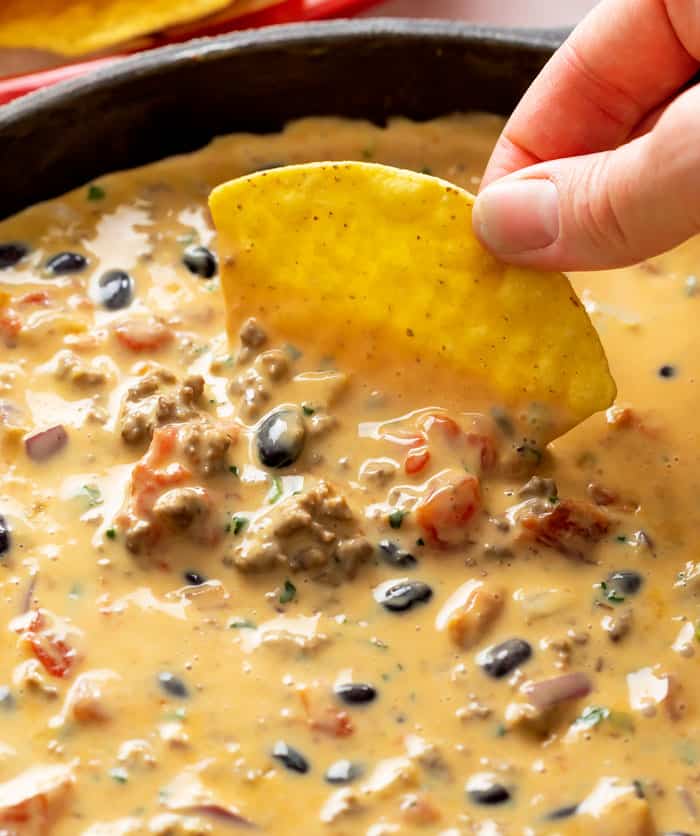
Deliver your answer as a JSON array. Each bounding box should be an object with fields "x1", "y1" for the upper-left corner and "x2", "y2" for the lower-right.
[
  {"x1": 360, "y1": 0, "x2": 598, "y2": 26},
  {"x1": 0, "y1": 0, "x2": 599, "y2": 100}
]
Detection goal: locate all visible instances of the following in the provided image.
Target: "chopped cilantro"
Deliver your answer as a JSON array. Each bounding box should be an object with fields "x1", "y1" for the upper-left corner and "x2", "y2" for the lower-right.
[
  {"x1": 283, "y1": 343, "x2": 302, "y2": 361},
  {"x1": 361, "y1": 147, "x2": 374, "y2": 160},
  {"x1": 229, "y1": 618, "x2": 257, "y2": 630},
  {"x1": 616, "y1": 534, "x2": 628, "y2": 543},
  {"x1": 389, "y1": 509, "x2": 406, "y2": 529},
  {"x1": 80, "y1": 484, "x2": 102, "y2": 508},
  {"x1": 695, "y1": 621, "x2": 700, "y2": 642},
  {"x1": 87, "y1": 184, "x2": 106, "y2": 201},
  {"x1": 280, "y1": 579, "x2": 296, "y2": 604},
  {"x1": 548, "y1": 495, "x2": 559, "y2": 505},
  {"x1": 229, "y1": 465, "x2": 239, "y2": 477},
  {"x1": 574, "y1": 705, "x2": 610, "y2": 730},
  {"x1": 68, "y1": 582, "x2": 82, "y2": 600},
  {"x1": 109, "y1": 767, "x2": 128, "y2": 784},
  {"x1": 105, "y1": 528, "x2": 116, "y2": 540},
  {"x1": 420, "y1": 166, "x2": 433, "y2": 175},
  {"x1": 599, "y1": 580, "x2": 625, "y2": 604},
  {"x1": 495, "y1": 722, "x2": 506, "y2": 738},
  {"x1": 302, "y1": 403, "x2": 315, "y2": 416},
  {"x1": 268, "y1": 475, "x2": 284, "y2": 504},
  {"x1": 517, "y1": 444, "x2": 543, "y2": 465},
  {"x1": 232, "y1": 515, "x2": 248, "y2": 536},
  {"x1": 416, "y1": 538, "x2": 425, "y2": 547}
]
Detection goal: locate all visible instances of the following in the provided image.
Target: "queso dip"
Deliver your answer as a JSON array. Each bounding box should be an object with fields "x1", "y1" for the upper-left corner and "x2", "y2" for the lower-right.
[{"x1": 0, "y1": 114, "x2": 698, "y2": 835}]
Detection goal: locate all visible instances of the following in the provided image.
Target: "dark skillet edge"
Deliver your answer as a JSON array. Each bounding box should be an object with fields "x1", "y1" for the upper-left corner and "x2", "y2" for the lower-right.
[{"x1": 0, "y1": 19, "x2": 564, "y2": 220}]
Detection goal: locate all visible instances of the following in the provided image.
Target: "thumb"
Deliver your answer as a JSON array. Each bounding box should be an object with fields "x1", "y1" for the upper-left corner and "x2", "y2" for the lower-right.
[{"x1": 472, "y1": 85, "x2": 700, "y2": 271}]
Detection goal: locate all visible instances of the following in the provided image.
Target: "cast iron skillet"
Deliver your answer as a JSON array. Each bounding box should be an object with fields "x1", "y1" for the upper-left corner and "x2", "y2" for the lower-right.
[{"x1": 0, "y1": 19, "x2": 565, "y2": 221}]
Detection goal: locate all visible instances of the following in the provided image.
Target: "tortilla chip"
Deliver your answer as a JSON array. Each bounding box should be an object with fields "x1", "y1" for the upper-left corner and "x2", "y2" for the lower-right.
[
  {"x1": 0, "y1": 0, "x2": 233, "y2": 55},
  {"x1": 210, "y1": 162, "x2": 616, "y2": 440}
]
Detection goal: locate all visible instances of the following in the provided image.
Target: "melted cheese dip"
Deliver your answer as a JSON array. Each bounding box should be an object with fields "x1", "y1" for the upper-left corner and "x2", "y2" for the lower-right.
[{"x1": 0, "y1": 115, "x2": 699, "y2": 836}]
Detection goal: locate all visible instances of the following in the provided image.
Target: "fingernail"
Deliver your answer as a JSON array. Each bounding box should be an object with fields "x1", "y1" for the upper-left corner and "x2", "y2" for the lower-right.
[{"x1": 473, "y1": 179, "x2": 560, "y2": 255}]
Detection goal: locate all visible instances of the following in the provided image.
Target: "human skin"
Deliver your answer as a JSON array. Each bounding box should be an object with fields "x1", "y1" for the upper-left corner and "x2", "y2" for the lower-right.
[{"x1": 472, "y1": 0, "x2": 700, "y2": 271}]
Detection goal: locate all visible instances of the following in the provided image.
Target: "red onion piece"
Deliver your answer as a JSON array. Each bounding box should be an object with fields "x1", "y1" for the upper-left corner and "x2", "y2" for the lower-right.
[
  {"x1": 523, "y1": 672, "x2": 592, "y2": 711},
  {"x1": 24, "y1": 425, "x2": 68, "y2": 461}
]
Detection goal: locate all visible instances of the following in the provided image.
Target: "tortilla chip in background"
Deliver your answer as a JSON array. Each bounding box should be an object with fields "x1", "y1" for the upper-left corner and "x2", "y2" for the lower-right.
[
  {"x1": 210, "y1": 162, "x2": 617, "y2": 442},
  {"x1": 0, "y1": 0, "x2": 234, "y2": 55}
]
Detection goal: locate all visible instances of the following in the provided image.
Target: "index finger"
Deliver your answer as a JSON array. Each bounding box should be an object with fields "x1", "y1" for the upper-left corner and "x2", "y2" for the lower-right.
[{"x1": 480, "y1": 0, "x2": 700, "y2": 189}]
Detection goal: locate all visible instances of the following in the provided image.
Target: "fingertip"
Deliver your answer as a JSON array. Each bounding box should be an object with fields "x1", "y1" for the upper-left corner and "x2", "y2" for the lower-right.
[{"x1": 472, "y1": 179, "x2": 560, "y2": 257}]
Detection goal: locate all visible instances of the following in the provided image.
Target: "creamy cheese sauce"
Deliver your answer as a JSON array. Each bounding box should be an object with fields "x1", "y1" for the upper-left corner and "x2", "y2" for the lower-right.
[{"x1": 0, "y1": 114, "x2": 699, "y2": 836}]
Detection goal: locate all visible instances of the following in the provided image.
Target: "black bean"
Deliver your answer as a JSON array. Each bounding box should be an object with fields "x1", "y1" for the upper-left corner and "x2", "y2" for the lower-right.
[
  {"x1": 157, "y1": 672, "x2": 189, "y2": 698},
  {"x1": 184, "y1": 570, "x2": 206, "y2": 586},
  {"x1": 377, "y1": 579, "x2": 433, "y2": 612},
  {"x1": 272, "y1": 740, "x2": 309, "y2": 774},
  {"x1": 334, "y1": 682, "x2": 377, "y2": 705},
  {"x1": 256, "y1": 408, "x2": 306, "y2": 469},
  {"x1": 0, "y1": 515, "x2": 9, "y2": 557},
  {"x1": 477, "y1": 638, "x2": 532, "y2": 678},
  {"x1": 607, "y1": 569, "x2": 643, "y2": 596},
  {"x1": 378, "y1": 540, "x2": 417, "y2": 568},
  {"x1": 0, "y1": 242, "x2": 28, "y2": 270},
  {"x1": 183, "y1": 245, "x2": 217, "y2": 279},
  {"x1": 325, "y1": 760, "x2": 362, "y2": 784},
  {"x1": 466, "y1": 774, "x2": 511, "y2": 806},
  {"x1": 544, "y1": 803, "x2": 578, "y2": 820},
  {"x1": 96, "y1": 270, "x2": 133, "y2": 310},
  {"x1": 45, "y1": 251, "x2": 87, "y2": 275},
  {"x1": 0, "y1": 686, "x2": 14, "y2": 709}
]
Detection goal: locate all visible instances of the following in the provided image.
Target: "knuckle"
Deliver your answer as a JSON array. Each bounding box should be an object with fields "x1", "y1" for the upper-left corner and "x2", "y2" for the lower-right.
[{"x1": 569, "y1": 155, "x2": 630, "y2": 255}]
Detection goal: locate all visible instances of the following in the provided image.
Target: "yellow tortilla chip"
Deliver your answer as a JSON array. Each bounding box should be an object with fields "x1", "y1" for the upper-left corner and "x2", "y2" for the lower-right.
[
  {"x1": 210, "y1": 162, "x2": 616, "y2": 440},
  {"x1": 0, "y1": 0, "x2": 233, "y2": 55}
]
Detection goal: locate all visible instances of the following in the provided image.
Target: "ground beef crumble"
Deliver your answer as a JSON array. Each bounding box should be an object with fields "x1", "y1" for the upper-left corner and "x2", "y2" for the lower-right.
[
  {"x1": 119, "y1": 371, "x2": 206, "y2": 445},
  {"x1": 233, "y1": 481, "x2": 373, "y2": 584}
]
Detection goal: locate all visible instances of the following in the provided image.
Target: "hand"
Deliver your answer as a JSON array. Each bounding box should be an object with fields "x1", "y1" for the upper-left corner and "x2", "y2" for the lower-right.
[{"x1": 472, "y1": 0, "x2": 700, "y2": 271}]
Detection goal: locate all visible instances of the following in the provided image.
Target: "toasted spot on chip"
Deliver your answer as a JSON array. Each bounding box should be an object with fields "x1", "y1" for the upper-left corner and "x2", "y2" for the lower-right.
[{"x1": 210, "y1": 162, "x2": 616, "y2": 440}]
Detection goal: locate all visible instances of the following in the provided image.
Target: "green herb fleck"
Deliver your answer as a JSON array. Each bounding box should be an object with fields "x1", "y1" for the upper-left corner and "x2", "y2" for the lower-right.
[
  {"x1": 495, "y1": 722, "x2": 506, "y2": 737},
  {"x1": 177, "y1": 232, "x2": 197, "y2": 246},
  {"x1": 280, "y1": 579, "x2": 296, "y2": 604},
  {"x1": 389, "y1": 509, "x2": 407, "y2": 529},
  {"x1": 232, "y1": 515, "x2": 248, "y2": 536},
  {"x1": 574, "y1": 705, "x2": 610, "y2": 730},
  {"x1": 616, "y1": 534, "x2": 628, "y2": 543},
  {"x1": 694, "y1": 621, "x2": 700, "y2": 642},
  {"x1": 517, "y1": 444, "x2": 543, "y2": 465},
  {"x1": 109, "y1": 767, "x2": 128, "y2": 784},
  {"x1": 229, "y1": 465, "x2": 239, "y2": 477},
  {"x1": 68, "y1": 583, "x2": 82, "y2": 600},
  {"x1": 283, "y1": 343, "x2": 302, "y2": 361},
  {"x1": 105, "y1": 528, "x2": 116, "y2": 540},
  {"x1": 599, "y1": 580, "x2": 625, "y2": 604},
  {"x1": 87, "y1": 184, "x2": 106, "y2": 201},
  {"x1": 548, "y1": 495, "x2": 559, "y2": 505},
  {"x1": 361, "y1": 147, "x2": 374, "y2": 160},
  {"x1": 268, "y1": 475, "x2": 284, "y2": 504},
  {"x1": 302, "y1": 403, "x2": 315, "y2": 416},
  {"x1": 416, "y1": 538, "x2": 425, "y2": 547},
  {"x1": 80, "y1": 484, "x2": 102, "y2": 508},
  {"x1": 229, "y1": 618, "x2": 257, "y2": 630},
  {"x1": 419, "y1": 166, "x2": 433, "y2": 175}
]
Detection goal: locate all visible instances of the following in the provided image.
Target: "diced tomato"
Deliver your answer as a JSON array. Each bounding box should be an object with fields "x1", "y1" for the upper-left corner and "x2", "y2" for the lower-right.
[
  {"x1": 18, "y1": 291, "x2": 50, "y2": 306},
  {"x1": 416, "y1": 471, "x2": 481, "y2": 547},
  {"x1": 405, "y1": 440, "x2": 430, "y2": 475},
  {"x1": 465, "y1": 432, "x2": 498, "y2": 471},
  {"x1": 0, "y1": 309, "x2": 21, "y2": 341},
  {"x1": 310, "y1": 708, "x2": 354, "y2": 738},
  {"x1": 420, "y1": 413, "x2": 461, "y2": 440},
  {"x1": 18, "y1": 611, "x2": 76, "y2": 679},
  {"x1": 114, "y1": 318, "x2": 173, "y2": 352}
]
